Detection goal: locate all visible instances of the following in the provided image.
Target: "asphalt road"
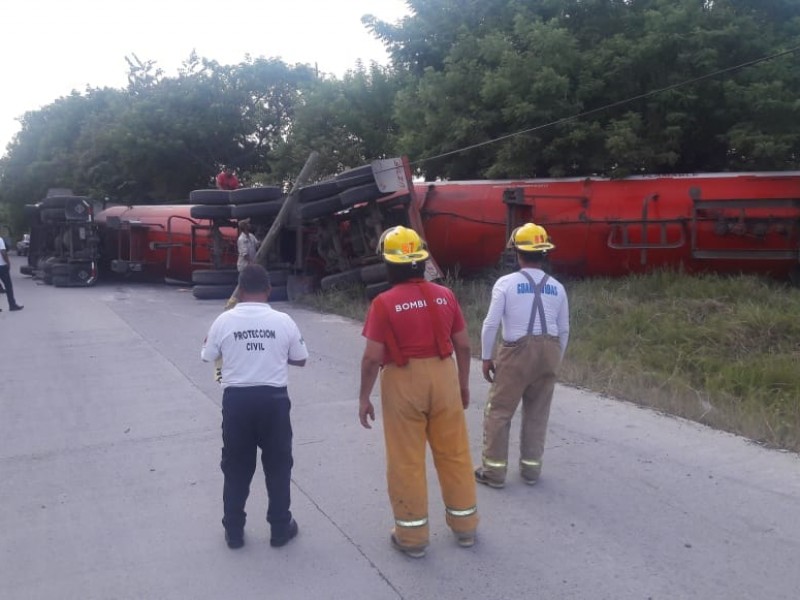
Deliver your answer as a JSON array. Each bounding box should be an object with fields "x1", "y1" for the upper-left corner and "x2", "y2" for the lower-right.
[{"x1": 1, "y1": 274, "x2": 799, "y2": 600}]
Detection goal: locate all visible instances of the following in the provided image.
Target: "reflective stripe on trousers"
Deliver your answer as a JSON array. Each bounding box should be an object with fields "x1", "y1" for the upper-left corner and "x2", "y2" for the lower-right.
[{"x1": 381, "y1": 357, "x2": 479, "y2": 547}]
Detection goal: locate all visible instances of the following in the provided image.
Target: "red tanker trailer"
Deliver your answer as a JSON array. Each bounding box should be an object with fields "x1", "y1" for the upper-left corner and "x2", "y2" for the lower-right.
[
  {"x1": 21, "y1": 166, "x2": 800, "y2": 293},
  {"x1": 416, "y1": 171, "x2": 800, "y2": 282}
]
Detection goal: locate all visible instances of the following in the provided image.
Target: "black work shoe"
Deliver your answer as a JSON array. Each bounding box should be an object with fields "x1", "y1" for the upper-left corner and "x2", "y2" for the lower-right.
[
  {"x1": 225, "y1": 530, "x2": 244, "y2": 549},
  {"x1": 9, "y1": 305, "x2": 23, "y2": 311},
  {"x1": 474, "y1": 468, "x2": 504, "y2": 489},
  {"x1": 270, "y1": 519, "x2": 298, "y2": 548}
]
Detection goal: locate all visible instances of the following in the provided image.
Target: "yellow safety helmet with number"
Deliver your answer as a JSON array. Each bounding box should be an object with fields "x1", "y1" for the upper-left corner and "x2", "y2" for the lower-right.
[
  {"x1": 378, "y1": 226, "x2": 430, "y2": 264},
  {"x1": 507, "y1": 223, "x2": 555, "y2": 253}
]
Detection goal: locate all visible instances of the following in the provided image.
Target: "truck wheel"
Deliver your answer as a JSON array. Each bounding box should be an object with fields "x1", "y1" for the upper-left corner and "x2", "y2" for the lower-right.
[
  {"x1": 365, "y1": 281, "x2": 392, "y2": 300},
  {"x1": 340, "y1": 183, "x2": 391, "y2": 207},
  {"x1": 192, "y1": 284, "x2": 237, "y2": 300},
  {"x1": 229, "y1": 187, "x2": 284, "y2": 204},
  {"x1": 298, "y1": 180, "x2": 340, "y2": 203},
  {"x1": 231, "y1": 199, "x2": 284, "y2": 220},
  {"x1": 299, "y1": 195, "x2": 343, "y2": 221},
  {"x1": 360, "y1": 263, "x2": 388, "y2": 284},
  {"x1": 335, "y1": 165, "x2": 375, "y2": 189},
  {"x1": 320, "y1": 267, "x2": 362, "y2": 291},
  {"x1": 189, "y1": 189, "x2": 230, "y2": 205},
  {"x1": 192, "y1": 269, "x2": 240, "y2": 285}
]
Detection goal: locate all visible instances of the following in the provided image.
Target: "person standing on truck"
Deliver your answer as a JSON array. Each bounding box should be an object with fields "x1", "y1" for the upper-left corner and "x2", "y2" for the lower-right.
[
  {"x1": 236, "y1": 220, "x2": 259, "y2": 272},
  {"x1": 358, "y1": 226, "x2": 478, "y2": 558},
  {"x1": 201, "y1": 264, "x2": 308, "y2": 549},
  {"x1": 0, "y1": 236, "x2": 23, "y2": 312},
  {"x1": 216, "y1": 166, "x2": 240, "y2": 191},
  {"x1": 475, "y1": 223, "x2": 569, "y2": 489}
]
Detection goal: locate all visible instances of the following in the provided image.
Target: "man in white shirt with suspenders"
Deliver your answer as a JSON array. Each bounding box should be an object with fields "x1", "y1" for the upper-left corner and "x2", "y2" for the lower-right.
[{"x1": 476, "y1": 223, "x2": 570, "y2": 488}]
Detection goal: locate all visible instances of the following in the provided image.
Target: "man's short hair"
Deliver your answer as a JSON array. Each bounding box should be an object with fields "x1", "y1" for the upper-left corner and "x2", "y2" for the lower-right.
[
  {"x1": 517, "y1": 250, "x2": 546, "y2": 263},
  {"x1": 238, "y1": 264, "x2": 271, "y2": 293},
  {"x1": 386, "y1": 259, "x2": 426, "y2": 284}
]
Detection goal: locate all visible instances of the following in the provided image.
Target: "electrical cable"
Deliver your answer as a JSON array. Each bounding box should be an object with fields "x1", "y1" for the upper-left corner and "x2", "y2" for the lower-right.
[{"x1": 407, "y1": 44, "x2": 800, "y2": 169}]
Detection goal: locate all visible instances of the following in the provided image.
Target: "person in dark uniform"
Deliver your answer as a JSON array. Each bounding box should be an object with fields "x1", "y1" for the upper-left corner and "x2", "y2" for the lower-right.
[
  {"x1": 201, "y1": 265, "x2": 308, "y2": 549},
  {"x1": 0, "y1": 236, "x2": 23, "y2": 312}
]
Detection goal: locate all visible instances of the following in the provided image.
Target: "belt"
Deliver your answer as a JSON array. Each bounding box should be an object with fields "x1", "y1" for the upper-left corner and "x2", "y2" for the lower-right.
[{"x1": 502, "y1": 335, "x2": 559, "y2": 347}]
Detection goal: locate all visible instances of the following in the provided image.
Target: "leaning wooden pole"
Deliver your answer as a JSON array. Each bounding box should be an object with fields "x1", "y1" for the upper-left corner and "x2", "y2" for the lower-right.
[
  {"x1": 225, "y1": 151, "x2": 320, "y2": 308},
  {"x1": 213, "y1": 151, "x2": 320, "y2": 383}
]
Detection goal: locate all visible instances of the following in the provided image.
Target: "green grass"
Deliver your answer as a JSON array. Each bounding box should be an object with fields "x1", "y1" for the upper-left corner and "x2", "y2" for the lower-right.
[{"x1": 297, "y1": 269, "x2": 800, "y2": 453}]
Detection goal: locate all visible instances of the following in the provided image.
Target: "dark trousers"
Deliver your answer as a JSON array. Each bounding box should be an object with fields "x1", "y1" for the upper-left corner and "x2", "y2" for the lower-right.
[
  {"x1": 0, "y1": 265, "x2": 19, "y2": 308},
  {"x1": 221, "y1": 385, "x2": 294, "y2": 537}
]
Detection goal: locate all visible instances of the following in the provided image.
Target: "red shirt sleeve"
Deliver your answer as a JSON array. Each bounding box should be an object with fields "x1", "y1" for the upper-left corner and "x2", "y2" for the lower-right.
[{"x1": 362, "y1": 300, "x2": 386, "y2": 343}]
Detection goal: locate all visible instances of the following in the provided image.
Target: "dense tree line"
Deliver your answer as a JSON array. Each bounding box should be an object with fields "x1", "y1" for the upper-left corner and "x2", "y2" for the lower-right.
[{"x1": 1, "y1": 0, "x2": 798, "y2": 234}]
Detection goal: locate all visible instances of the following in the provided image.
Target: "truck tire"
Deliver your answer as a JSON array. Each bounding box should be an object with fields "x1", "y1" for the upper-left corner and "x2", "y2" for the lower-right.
[
  {"x1": 231, "y1": 199, "x2": 284, "y2": 220},
  {"x1": 320, "y1": 267, "x2": 362, "y2": 291},
  {"x1": 340, "y1": 183, "x2": 391, "y2": 207},
  {"x1": 192, "y1": 269, "x2": 239, "y2": 285},
  {"x1": 365, "y1": 281, "x2": 392, "y2": 300},
  {"x1": 189, "y1": 189, "x2": 230, "y2": 205},
  {"x1": 360, "y1": 263, "x2": 388, "y2": 284},
  {"x1": 298, "y1": 180, "x2": 340, "y2": 203},
  {"x1": 229, "y1": 187, "x2": 284, "y2": 204},
  {"x1": 192, "y1": 284, "x2": 237, "y2": 300},
  {"x1": 335, "y1": 165, "x2": 375, "y2": 189},
  {"x1": 190, "y1": 204, "x2": 232, "y2": 219},
  {"x1": 299, "y1": 195, "x2": 343, "y2": 221}
]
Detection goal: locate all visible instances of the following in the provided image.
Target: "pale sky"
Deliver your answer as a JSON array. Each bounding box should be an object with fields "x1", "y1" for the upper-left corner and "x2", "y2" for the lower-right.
[{"x1": 0, "y1": 0, "x2": 411, "y2": 158}]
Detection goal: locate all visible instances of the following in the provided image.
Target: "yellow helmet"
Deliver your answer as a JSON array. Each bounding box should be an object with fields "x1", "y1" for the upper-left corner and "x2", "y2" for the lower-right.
[
  {"x1": 507, "y1": 223, "x2": 555, "y2": 253},
  {"x1": 378, "y1": 226, "x2": 430, "y2": 264}
]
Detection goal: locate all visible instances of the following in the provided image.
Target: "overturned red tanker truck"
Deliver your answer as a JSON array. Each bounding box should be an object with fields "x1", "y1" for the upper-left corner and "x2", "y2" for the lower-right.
[{"x1": 20, "y1": 164, "x2": 800, "y2": 295}]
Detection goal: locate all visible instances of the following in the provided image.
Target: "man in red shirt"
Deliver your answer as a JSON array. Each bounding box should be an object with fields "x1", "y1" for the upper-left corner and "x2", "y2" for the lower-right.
[
  {"x1": 216, "y1": 167, "x2": 239, "y2": 191},
  {"x1": 358, "y1": 226, "x2": 478, "y2": 558}
]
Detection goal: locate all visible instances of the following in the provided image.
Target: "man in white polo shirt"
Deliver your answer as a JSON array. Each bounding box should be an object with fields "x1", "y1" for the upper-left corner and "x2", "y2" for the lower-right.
[{"x1": 201, "y1": 264, "x2": 308, "y2": 549}]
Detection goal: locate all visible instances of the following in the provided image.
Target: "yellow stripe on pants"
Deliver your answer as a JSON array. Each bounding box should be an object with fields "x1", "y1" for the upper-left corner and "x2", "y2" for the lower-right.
[{"x1": 381, "y1": 356, "x2": 479, "y2": 548}]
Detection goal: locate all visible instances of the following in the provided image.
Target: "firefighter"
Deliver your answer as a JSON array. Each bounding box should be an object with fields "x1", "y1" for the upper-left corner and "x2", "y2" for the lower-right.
[
  {"x1": 475, "y1": 223, "x2": 570, "y2": 488},
  {"x1": 358, "y1": 226, "x2": 478, "y2": 558}
]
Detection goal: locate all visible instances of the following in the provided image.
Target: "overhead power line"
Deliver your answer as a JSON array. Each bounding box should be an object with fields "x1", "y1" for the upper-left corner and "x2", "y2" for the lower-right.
[{"x1": 409, "y1": 44, "x2": 800, "y2": 168}]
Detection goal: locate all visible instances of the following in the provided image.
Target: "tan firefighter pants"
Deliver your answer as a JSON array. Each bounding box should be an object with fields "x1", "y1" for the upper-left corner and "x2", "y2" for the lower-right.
[
  {"x1": 380, "y1": 356, "x2": 479, "y2": 549},
  {"x1": 481, "y1": 335, "x2": 562, "y2": 484}
]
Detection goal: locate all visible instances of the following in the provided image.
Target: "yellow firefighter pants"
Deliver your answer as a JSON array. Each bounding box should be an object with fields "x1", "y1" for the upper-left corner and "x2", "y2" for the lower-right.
[
  {"x1": 481, "y1": 335, "x2": 562, "y2": 484},
  {"x1": 380, "y1": 356, "x2": 479, "y2": 549}
]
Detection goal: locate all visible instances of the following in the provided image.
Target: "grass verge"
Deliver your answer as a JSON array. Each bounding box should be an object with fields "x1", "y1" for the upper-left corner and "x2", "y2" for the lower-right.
[{"x1": 297, "y1": 269, "x2": 800, "y2": 453}]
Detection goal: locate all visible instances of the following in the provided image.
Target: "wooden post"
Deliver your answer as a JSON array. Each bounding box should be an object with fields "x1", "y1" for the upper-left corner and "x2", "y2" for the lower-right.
[{"x1": 225, "y1": 151, "x2": 320, "y2": 308}]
